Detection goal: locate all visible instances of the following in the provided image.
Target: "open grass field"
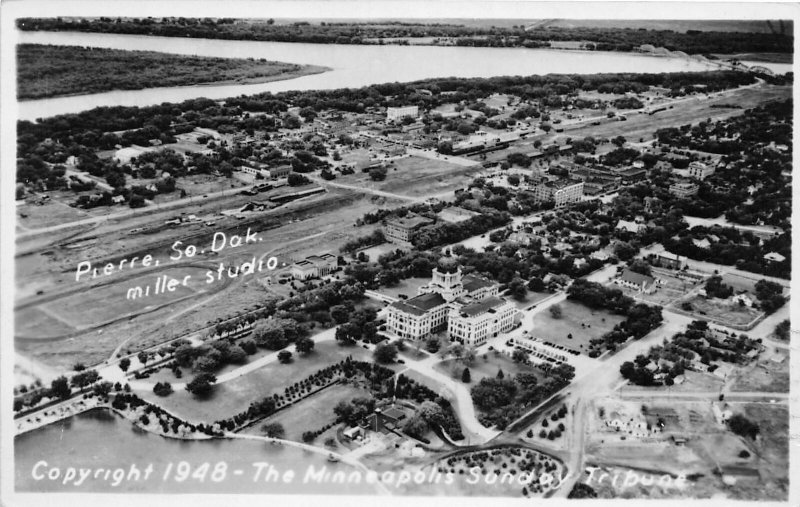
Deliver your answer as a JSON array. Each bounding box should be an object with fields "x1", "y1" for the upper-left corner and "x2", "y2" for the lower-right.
[
  {"x1": 435, "y1": 350, "x2": 545, "y2": 384},
  {"x1": 140, "y1": 341, "x2": 376, "y2": 423},
  {"x1": 531, "y1": 301, "x2": 624, "y2": 353},
  {"x1": 17, "y1": 199, "x2": 91, "y2": 230},
  {"x1": 247, "y1": 383, "x2": 372, "y2": 442},
  {"x1": 14, "y1": 307, "x2": 73, "y2": 338}
]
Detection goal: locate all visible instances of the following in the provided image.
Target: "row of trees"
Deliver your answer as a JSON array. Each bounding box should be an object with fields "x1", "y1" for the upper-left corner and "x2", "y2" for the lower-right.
[{"x1": 19, "y1": 18, "x2": 793, "y2": 54}]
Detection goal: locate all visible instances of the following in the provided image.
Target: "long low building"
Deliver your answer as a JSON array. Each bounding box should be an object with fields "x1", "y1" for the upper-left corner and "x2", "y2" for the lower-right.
[{"x1": 291, "y1": 253, "x2": 337, "y2": 280}]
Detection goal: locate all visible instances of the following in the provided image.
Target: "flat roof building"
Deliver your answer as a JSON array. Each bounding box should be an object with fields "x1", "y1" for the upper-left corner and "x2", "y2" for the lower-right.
[{"x1": 384, "y1": 214, "x2": 434, "y2": 248}]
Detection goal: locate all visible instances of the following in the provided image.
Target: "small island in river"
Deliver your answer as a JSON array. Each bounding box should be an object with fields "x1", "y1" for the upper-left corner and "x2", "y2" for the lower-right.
[{"x1": 16, "y1": 44, "x2": 329, "y2": 100}]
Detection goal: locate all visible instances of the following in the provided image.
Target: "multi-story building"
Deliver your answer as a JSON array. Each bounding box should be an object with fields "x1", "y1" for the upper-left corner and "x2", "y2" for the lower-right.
[
  {"x1": 448, "y1": 296, "x2": 518, "y2": 346},
  {"x1": 669, "y1": 181, "x2": 700, "y2": 198},
  {"x1": 688, "y1": 161, "x2": 715, "y2": 181},
  {"x1": 267, "y1": 165, "x2": 292, "y2": 179},
  {"x1": 291, "y1": 253, "x2": 338, "y2": 280},
  {"x1": 649, "y1": 252, "x2": 686, "y2": 270},
  {"x1": 532, "y1": 179, "x2": 584, "y2": 208},
  {"x1": 386, "y1": 258, "x2": 518, "y2": 343},
  {"x1": 386, "y1": 106, "x2": 419, "y2": 122},
  {"x1": 384, "y1": 214, "x2": 434, "y2": 247}
]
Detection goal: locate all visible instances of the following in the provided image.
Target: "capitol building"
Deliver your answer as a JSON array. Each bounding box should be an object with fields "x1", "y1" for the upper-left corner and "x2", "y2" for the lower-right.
[{"x1": 385, "y1": 257, "x2": 521, "y2": 347}]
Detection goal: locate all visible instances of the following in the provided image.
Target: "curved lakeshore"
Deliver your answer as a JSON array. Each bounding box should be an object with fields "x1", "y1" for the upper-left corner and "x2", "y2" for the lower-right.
[{"x1": 15, "y1": 407, "x2": 383, "y2": 494}]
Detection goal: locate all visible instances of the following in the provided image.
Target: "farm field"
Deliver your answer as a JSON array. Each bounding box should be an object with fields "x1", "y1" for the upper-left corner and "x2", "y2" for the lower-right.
[{"x1": 530, "y1": 300, "x2": 625, "y2": 354}]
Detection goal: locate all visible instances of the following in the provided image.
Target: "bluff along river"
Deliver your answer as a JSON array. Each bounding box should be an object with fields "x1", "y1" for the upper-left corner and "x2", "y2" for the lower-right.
[{"x1": 16, "y1": 29, "x2": 728, "y2": 122}]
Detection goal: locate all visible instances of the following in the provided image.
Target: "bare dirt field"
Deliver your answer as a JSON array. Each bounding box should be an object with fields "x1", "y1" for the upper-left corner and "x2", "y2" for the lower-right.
[{"x1": 727, "y1": 354, "x2": 789, "y2": 393}]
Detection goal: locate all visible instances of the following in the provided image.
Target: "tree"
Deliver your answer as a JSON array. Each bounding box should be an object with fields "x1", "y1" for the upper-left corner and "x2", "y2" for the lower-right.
[
  {"x1": 549, "y1": 304, "x2": 563, "y2": 319},
  {"x1": 507, "y1": 276, "x2": 528, "y2": 301},
  {"x1": 775, "y1": 319, "x2": 790, "y2": 341},
  {"x1": 418, "y1": 401, "x2": 445, "y2": 428},
  {"x1": 369, "y1": 166, "x2": 388, "y2": 181},
  {"x1": 403, "y1": 415, "x2": 428, "y2": 438},
  {"x1": 568, "y1": 483, "x2": 598, "y2": 499},
  {"x1": 254, "y1": 320, "x2": 289, "y2": 350},
  {"x1": 153, "y1": 382, "x2": 173, "y2": 396},
  {"x1": 461, "y1": 367, "x2": 471, "y2": 383},
  {"x1": 512, "y1": 349, "x2": 529, "y2": 364},
  {"x1": 93, "y1": 381, "x2": 113, "y2": 397},
  {"x1": 227, "y1": 345, "x2": 248, "y2": 364},
  {"x1": 278, "y1": 350, "x2": 293, "y2": 364},
  {"x1": 373, "y1": 343, "x2": 398, "y2": 364},
  {"x1": 425, "y1": 337, "x2": 441, "y2": 353},
  {"x1": 261, "y1": 422, "x2": 285, "y2": 439},
  {"x1": 71, "y1": 369, "x2": 100, "y2": 388},
  {"x1": 119, "y1": 358, "x2": 131, "y2": 372},
  {"x1": 287, "y1": 173, "x2": 310, "y2": 186},
  {"x1": 727, "y1": 413, "x2": 759, "y2": 440},
  {"x1": 470, "y1": 377, "x2": 517, "y2": 411},
  {"x1": 137, "y1": 351, "x2": 149, "y2": 366},
  {"x1": 335, "y1": 323, "x2": 358, "y2": 345},
  {"x1": 627, "y1": 259, "x2": 652, "y2": 276},
  {"x1": 49, "y1": 376, "x2": 71, "y2": 400},
  {"x1": 295, "y1": 336, "x2": 315, "y2": 355},
  {"x1": 185, "y1": 372, "x2": 217, "y2": 397},
  {"x1": 330, "y1": 304, "x2": 350, "y2": 324}
]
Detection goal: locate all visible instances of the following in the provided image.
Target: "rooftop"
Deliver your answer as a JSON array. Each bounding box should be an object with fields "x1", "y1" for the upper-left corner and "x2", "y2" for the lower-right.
[
  {"x1": 387, "y1": 215, "x2": 434, "y2": 230},
  {"x1": 463, "y1": 274, "x2": 496, "y2": 293},
  {"x1": 390, "y1": 292, "x2": 447, "y2": 316},
  {"x1": 459, "y1": 296, "x2": 506, "y2": 318},
  {"x1": 620, "y1": 268, "x2": 655, "y2": 287}
]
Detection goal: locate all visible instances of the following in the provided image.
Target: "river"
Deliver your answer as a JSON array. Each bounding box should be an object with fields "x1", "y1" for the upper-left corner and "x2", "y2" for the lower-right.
[
  {"x1": 14, "y1": 408, "x2": 378, "y2": 494},
  {"x1": 17, "y1": 30, "x2": 723, "y2": 121}
]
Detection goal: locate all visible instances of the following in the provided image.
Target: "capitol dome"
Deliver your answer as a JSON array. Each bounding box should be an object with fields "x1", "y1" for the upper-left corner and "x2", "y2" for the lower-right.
[{"x1": 437, "y1": 256, "x2": 460, "y2": 274}]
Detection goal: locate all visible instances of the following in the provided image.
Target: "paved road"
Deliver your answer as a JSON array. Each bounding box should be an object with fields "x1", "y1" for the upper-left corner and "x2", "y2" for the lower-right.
[
  {"x1": 397, "y1": 351, "x2": 501, "y2": 444},
  {"x1": 618, "y1": 390, "x2": 789, "y2": 403}
]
